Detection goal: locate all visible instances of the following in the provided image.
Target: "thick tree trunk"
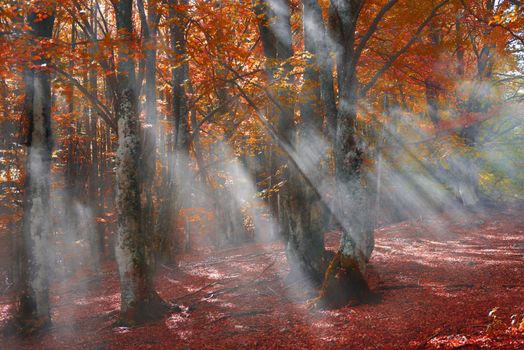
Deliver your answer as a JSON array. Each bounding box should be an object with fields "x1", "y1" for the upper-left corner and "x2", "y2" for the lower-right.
[
  {"x1": 316, "y1": 0, "x2": 375, "y2": 308},
  {"x1": 316, "y1": 104, "x2": 375, "y2": 307},
  {"x1": 302, "y1": 0, "x2": 337, "y2": 141},
  {"x1": 285, "y1": 168, "x2": 329, "y2": 283},
  {"x1": 113, "y1": 0, "x2": 166, "y2": 325},
  {"x1": 115, "y1": 88, "x2": 165, "y2": 324},
  {"x1": 17, "y1": 8, "x2": 55, "y2": 333},
  {"x1": 283, "y1": 0, "x2": 334, "y2": 284},
  {"x1": 256, "y1": 0, "x2": 332, "y2": 283}
]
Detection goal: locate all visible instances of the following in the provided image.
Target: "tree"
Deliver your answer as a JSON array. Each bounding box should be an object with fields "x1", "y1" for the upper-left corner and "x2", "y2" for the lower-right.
[
  {"x1": 16, "y1": 2, "x2": 55, "y2": 333},
  {"x1": 254, "y1": 0, "x2": 331, "y2": 284},
  {"x1": 112, "y1": 0, "x2": 166, "y2": 325},
  {"x1": 137, "y1": 0, "x2": 161, "y2": 268},
  {"x1": 314, "y1": 0, "x2": 451, "y2": 308},
  {"x1": 155, "y1": 0, "x2": 192, "y2": 262}
]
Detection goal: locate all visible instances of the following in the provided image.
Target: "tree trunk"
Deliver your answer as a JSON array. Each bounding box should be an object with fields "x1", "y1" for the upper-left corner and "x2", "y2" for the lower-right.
[
  {"x1": 455, "y1": 44, "x2": 494, "y2": 207},
  {"x1": 254, "y1": 0, "x2": 293, "y2": 239},
  {"x1": 283, "y1": 0, "x2": 335, "y2": 284},
  {"x1": 17, "y1": 7, "x2": 55, "y2": 333},
  {"x1": 156, "y1": 0, "x2": 190, "y2": 263},
  {"x1": 316, "y1": 0, "x2": 375, "y2": 308},
  {"x1": 113, "y1": 0, "x2": 166, "y2": 325},
  {"x1": 302, "y1": 0, "x2": 337, "y2": 141},
  {"x1": 88, "y1": 10, "x2": 102, "y2": 273},
  {"x1": 137, "y1": 0, "x2": 160, "y2": 270}
]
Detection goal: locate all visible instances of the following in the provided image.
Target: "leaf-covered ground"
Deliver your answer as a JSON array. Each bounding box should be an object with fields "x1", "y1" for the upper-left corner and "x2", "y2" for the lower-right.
[{"x1": 1, "y1": 209, "x2": 524, "y2": 349}]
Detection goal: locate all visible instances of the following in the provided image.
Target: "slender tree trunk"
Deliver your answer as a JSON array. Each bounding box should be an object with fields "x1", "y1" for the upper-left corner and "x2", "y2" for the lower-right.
[
  {"x1": 88, "y1": 9, "x2": 102, "y2": 273},
  {"x1": 63, "y1": 24, "x2": 81, "y2": 274},
  {"x1": 254, "y1": 0, "x2": 293, "y2": 240},
  {"x1": 156, "y1": 0, "x2": 190, "y2": 262},
  {"x1": 171, "y1": 0, "x2": 191, "y2": 220},
  {"x1": 137, "y1": 0, "x2": 160, "y2": 270},
  {"x1": 17, "y1": 7, "x2": 55, "y2": 333},
  {"x1": 455, "y1": 43, "x2": 493, "y2": 207}
]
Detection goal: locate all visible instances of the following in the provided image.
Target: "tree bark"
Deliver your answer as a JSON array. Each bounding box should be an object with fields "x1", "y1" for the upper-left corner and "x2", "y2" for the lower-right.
[
  {"x1": 156, "y1": 0, "x2": 191, "y2": 263},
  {"x1": 17, "y1": 7, "x2": 55, "y2": 333},
  {"x1": 281, "y1": 0, "x2": 336, "y2": 284},
  {"x1": 113, "y1": 0, "x2": 166, "y2": 325},
  {"x1": 316, "y1": 0, "x2": 375, "y2": 308},
  {"x1": 137, "y1": 0, "x2": 161, "y2": 270},
  {"x1": 302, "y1": 0, "x2": 337, "y2": 141},
  {"x1": 88, "y1": 9, "x2": 102, "y2": 273},
  {"x1": 455, "y1": 43, "x2": 494, "y2": 207}
]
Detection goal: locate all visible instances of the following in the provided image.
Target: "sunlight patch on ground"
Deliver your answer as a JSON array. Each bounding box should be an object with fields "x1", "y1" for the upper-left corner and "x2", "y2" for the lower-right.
[
  {"x1": 202, "y1": 296, "x2": 230, "y2": 304},
  {"x1": 319, "y1": 310, "x2": 345, "y2": 317},
  {"x1": 228, "y1": 261, "x2": 261, "y2": 272},
  {"x1": 183, "y1": 286, "x2": 201, "y2": 293},
  {"x1": 75, "y1": 292, "x2": 121, "y2": 311},
  {"x1": 429, "y1": 334, "x2": 475, "y2": 348},
  {"x1": 219, "y1": 302, "x2": 235, "y2": 308},
  {"x1": 166, "y1": 313, "x2": 190, "y2": 330},
  {"x1": 206, "y1": 312, "x2": 225, "y2": 322},
  {"x1": 74, "y1": 298, "x2": 93, "y2": 306},
  {"x1": 0, "y1": 304, "x2": 11, "y2": 322},
  {"x1": 393, "y1": 273, "x2": 420, "y2": 284},
  {"x1": 189, "y1": 266, "x2": 236, "y2": 280},
  {"x1": 113, "y1": 327, "x2": 131, "y2": 334},
  {"x1": 312, "y1": 320, "x2": 334, "y2": 329},
  {"x1": 91, "y1": 292, "x2": 120, "y2": 303},
  {"x1": 177, "y1": 330, "x2": 193, "y2": 340},
  {"x1": 321, "y1": 336, "x2": 339, "y2": 343}
]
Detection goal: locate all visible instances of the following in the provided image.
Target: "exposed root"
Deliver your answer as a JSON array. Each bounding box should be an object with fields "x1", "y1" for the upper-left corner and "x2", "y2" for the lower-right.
[
  {"x1": 310, "y1": 251, "x2": 380, "y2": 310},
  {"x1": 286, "y1": 249, "x2": 336, "y2": 288},
  {"x1": 116, "y1": 291, "x2": 169, "y2": 327},
  {"x1": 3, "y1": 315, "x2": 52, "y2": 337}
]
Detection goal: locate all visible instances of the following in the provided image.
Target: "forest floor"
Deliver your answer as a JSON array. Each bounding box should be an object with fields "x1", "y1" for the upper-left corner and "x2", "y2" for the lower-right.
[{"x1": 1, "y1": 209, "x2": 524, "y2": 349}]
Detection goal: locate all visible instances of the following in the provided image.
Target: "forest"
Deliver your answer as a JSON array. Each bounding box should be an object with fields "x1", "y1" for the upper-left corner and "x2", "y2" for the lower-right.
[{"x1": 0, "y1": 0, "x2": 523, "y2": 348}]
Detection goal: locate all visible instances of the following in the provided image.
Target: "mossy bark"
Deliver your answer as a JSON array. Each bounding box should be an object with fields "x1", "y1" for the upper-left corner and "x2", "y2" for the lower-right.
[
  {"x1": 115, "y1": 88, "x2": 167, "y2": 326},
  {"x1": 113, "y1": 0, "x2": 167, "y2": 325}
]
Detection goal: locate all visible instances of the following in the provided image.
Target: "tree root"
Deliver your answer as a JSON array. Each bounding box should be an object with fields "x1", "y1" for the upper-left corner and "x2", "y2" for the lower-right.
[
  {"x1": 3, "y1": 315, "x2": 52, "y2": 337},
  {"x1": 116, "y1": 291, "x2": 169, "y2": 327},
  {"x1": 310, "y1": 251, "x2": 380, "y2": 310}
]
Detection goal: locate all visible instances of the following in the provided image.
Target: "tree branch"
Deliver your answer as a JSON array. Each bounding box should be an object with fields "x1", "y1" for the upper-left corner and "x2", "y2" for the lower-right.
[
  {"x1": 360, "y1": 0, "x2": 450, "y2": 96},
  {"x1": 354, "y1": 0, "x2": 399, "y2": 63},
  {"x1": 54, "y1": 66, "x2": 117, "y2": 131}
]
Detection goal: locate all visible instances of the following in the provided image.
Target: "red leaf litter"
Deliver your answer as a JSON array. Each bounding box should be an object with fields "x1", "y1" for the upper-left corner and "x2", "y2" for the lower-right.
[{"x1": 1, "y1": 209, "x2": 524, "y2": 349}]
